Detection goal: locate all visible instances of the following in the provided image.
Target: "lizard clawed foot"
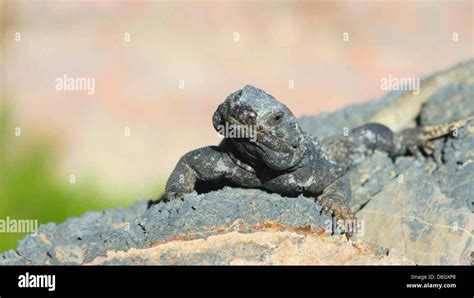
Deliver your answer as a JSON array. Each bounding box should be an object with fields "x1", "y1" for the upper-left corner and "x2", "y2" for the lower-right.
[
  {"x1": 316, "y1": 195, "x2": 357, "y2": 238},
  {"x1": 420, "y1": 140, "x2": 436, "y2": 156},
  {"x1": 401, "y1": 115, "x2": 474, "y2": 158},
  {"x1": 407, "y1": 141, "x2": 436, "y2": 158}
]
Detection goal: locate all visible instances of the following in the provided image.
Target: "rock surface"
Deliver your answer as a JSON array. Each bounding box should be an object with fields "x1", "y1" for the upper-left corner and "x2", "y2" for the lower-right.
[
  {"x1": 357, "y1": 161, "x2": 472, "y2": 265},
  {"x1": 1, "y1": 60, "x2": 473, "y2": 265},
  {"x1": 88, "y1": 230, "x2": 413, "y2": 265},
  {"x1": 300, "y1": 60, "x2": 474, "y2": 265},
  {"x1": 1, "y1": 189, "x2": 336, "y2": 265}
]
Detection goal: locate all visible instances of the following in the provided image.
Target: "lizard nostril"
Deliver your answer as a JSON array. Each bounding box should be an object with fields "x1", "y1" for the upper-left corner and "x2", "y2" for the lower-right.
[
  {"x1": 247, "y1": 111, "x2": 256, "y2": 121},
  {"x1": 236, "y1": 107, "x2": 257, "y2": 125},
  {"x1": 291, "y1": 138, "x2": 301, "y2": 149}
]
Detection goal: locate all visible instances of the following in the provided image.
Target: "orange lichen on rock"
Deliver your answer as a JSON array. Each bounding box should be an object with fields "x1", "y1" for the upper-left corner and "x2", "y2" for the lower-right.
[{"x1": 89, "y1": 229, "x2": 413, "y2": 265}]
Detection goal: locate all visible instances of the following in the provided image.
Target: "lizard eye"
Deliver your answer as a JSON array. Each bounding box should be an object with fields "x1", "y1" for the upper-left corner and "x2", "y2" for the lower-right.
[{"x1": 272, "y1": 112, "x2": 284, "y2": 124}]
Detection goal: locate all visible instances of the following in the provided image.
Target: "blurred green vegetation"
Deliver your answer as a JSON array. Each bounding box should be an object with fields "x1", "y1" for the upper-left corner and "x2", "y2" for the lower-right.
[{"x1": 0, "y1": 105, "x2": 148, "y2": 253}]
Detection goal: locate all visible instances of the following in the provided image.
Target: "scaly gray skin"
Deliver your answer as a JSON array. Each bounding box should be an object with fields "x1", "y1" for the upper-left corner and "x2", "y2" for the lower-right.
[{"x1": 164, "y1": 85, "x2": 473, "y2": 233}]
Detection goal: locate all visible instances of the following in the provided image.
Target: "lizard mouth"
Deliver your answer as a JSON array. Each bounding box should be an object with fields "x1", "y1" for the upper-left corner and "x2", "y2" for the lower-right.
[
  {"x1": 251, "y1": 133, "x2": 306, "y2": 171},
  {"x1": 228, "y1": 117, "x2": 304, "y2": 151},
  {"x1": 228, "y1": 116, "x2": 243, "y2": 126}
]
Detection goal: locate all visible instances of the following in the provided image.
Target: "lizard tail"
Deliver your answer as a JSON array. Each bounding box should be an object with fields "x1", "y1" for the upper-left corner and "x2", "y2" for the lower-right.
[{"x1": 417, "y1": 114, "x2": 473, "y2": 141}]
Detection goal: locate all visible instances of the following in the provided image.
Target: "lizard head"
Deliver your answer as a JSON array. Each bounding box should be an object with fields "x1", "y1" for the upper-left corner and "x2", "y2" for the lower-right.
[{"x1": 213, "y1": 85, "x2": 306, "y2": 171}]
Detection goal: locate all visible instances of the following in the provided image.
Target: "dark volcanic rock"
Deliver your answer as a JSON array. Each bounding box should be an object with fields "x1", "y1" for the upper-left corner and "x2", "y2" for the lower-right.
[{"x1": 1, "y1": 188, "x2": 333, "y2": 265}]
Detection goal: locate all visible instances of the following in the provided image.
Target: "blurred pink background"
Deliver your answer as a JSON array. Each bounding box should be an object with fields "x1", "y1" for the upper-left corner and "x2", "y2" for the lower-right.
[{"x1": 3, "y1": 0, "x2": 472, "y2": 200}]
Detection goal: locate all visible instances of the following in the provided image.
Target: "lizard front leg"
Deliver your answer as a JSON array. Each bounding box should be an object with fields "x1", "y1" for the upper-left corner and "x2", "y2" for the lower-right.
[
  {"x1": 164, "y1": 146, "x2": 231, "y2": 201},
  {"x1": 316, "y1": 175, "x2": 356, "y2": 236}
]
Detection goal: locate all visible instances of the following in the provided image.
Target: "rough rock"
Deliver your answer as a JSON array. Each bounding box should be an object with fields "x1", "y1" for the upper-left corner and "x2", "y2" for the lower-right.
[
  {"x1": 357, "y1": 161, "x2": 472, "y2": 264},
  {"x1": 300, "y1": 60, "x2": 473, "y2": 265},
  {"x1": 1, "y1": 188, "x2": 337, "y2": 265},
  {"x1": 88, "y1": 230, "x2": 413, "y2": 265},
  {"x1": 1, "y1": 60, "x2": 473, "y2": 265}
]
